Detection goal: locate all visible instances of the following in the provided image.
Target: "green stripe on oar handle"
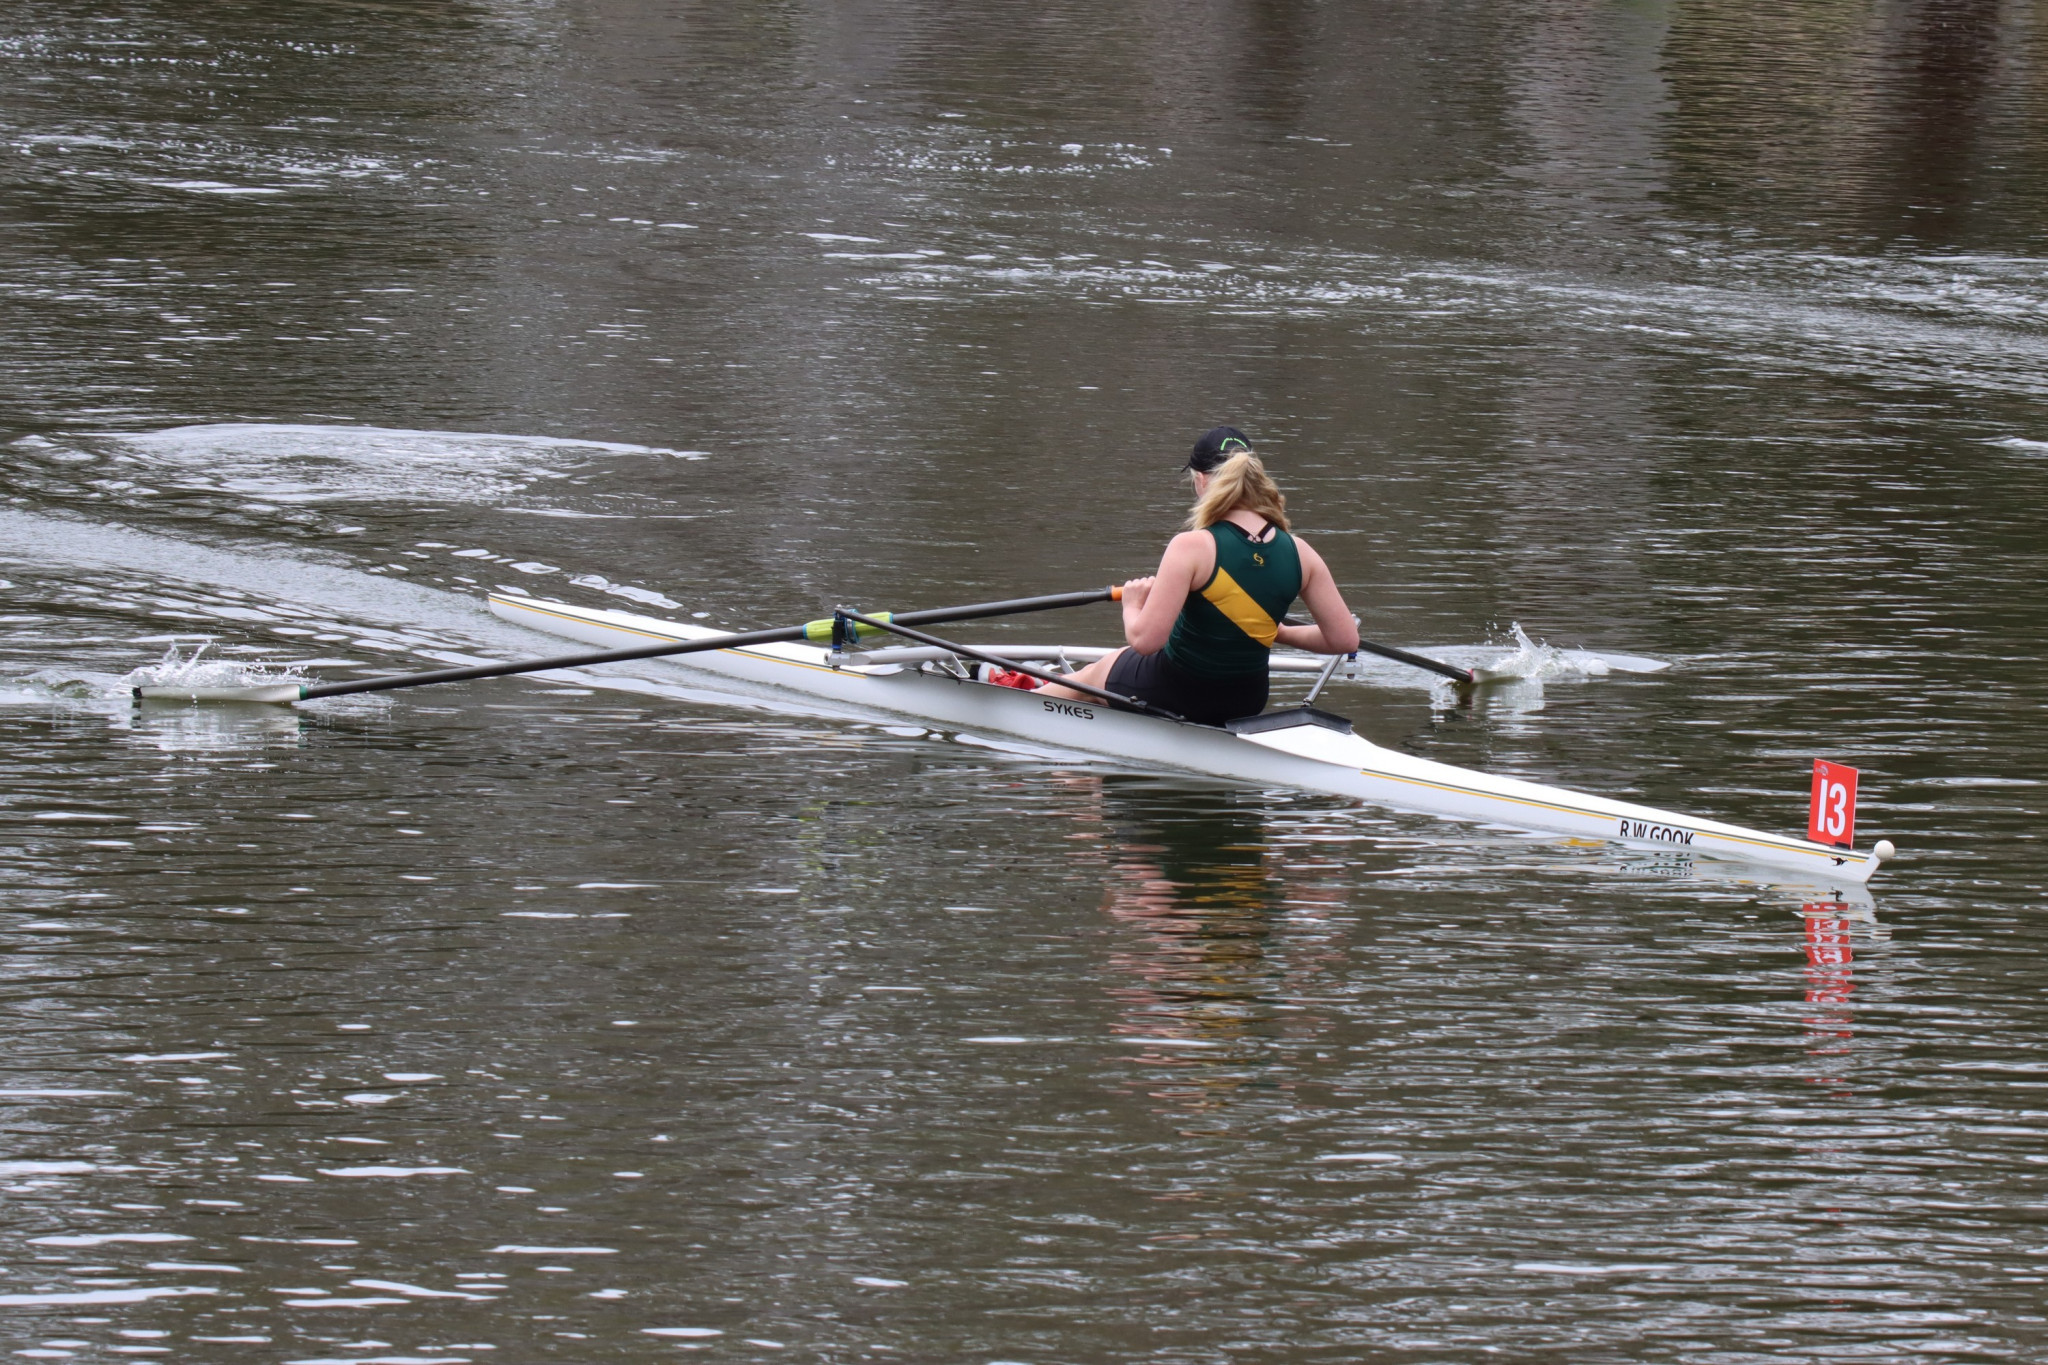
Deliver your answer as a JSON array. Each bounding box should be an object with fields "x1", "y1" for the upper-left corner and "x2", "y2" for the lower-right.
[{"x1": 802, "y1": 612, "x2": 893, "y2": 644}]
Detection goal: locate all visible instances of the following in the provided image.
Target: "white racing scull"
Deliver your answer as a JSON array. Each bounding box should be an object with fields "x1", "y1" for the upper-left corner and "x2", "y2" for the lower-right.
[{"x1": 485, "y1": 591, "x2": 1894, "y2": 886}]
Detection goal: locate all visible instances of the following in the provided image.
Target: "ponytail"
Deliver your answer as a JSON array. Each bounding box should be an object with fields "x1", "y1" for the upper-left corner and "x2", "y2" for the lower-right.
[{"x1": 1185, "y1": 451, "x2": 1289, "y2": 531}]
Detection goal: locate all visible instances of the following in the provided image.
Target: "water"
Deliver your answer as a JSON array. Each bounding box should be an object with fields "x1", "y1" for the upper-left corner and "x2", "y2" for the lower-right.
[{"x1": 4, "y1": 2, "x2": 2048, "y2": 1360}]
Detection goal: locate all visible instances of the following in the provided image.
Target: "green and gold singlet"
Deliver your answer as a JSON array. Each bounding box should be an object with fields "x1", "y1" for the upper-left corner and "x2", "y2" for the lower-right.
[{"x1": 1162, "y1": 522, "x2": 1303, "y2": 679}]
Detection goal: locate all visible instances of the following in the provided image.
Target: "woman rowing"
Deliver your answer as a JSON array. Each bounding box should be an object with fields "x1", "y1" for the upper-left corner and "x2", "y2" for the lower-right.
[{"x1": 1036, "y1": 426, "x2": 1360, "y2": 725}]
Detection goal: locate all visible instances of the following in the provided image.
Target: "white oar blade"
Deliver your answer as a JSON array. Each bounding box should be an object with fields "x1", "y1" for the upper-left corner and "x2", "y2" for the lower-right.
[
  {"x1": 1580, "y1": 651, "x2": 1669, "y2": 674},
  {"x1": 135, "y1": 684, "x2": 303, "y2": 704}
]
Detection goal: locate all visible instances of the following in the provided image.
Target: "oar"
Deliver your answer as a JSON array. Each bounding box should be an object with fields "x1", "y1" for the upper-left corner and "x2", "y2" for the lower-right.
[
  {"x1": 835, "y1": 611, "x2": 1186, "y2": 722},
  {"x1": 133, "y1": 587, "x2": 1121, "y2": 705},
  {"x1": 1351, "y1": 637, "x2": 1673, "y2": 685},
  {"x1": 1354, "y1": 638, "x2": 1477, "y2": 686}
]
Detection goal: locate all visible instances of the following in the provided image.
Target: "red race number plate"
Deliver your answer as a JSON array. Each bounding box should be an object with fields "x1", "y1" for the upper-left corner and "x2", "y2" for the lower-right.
[{"x1": 1808, "y1": 760, "x2": 1858, "y2": 847}]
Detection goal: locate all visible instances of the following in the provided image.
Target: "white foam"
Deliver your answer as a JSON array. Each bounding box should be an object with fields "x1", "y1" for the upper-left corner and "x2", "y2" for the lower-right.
[
  {"x1": 0, "y1": 1161, "x2": 97, "y2": 1175},
  {"x1": 144, "y1": 180, "x2": 285, "y2": 196},
  {"x1": 0, "y1": 1287, "x2": 215, "y2": 1306},
  {"x1": 567, "y1": 574, "x2": 681, "y2": 610},
  {"x1": 347, "y1": 1279, "x2": 493, "y2": 1301},
  {"x1": 317, "y1": 1166, "x2": 468, "y2": 1178},
  {"x1": 1475, "y1": 623, "x2": 1611, "y2": 682},
  {"x1": 1118, "y1": 1037, "x2": 1220, "y2": 1048},
  {"x1": 121, "y1": 640, "x2": 308, "y2": 693}
]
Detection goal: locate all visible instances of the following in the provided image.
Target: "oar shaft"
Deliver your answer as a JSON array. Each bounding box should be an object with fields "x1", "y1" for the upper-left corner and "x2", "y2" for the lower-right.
[
  {"x1": 1356, "y1": 638, "x2": 1475, "y2": 686},
  {"x1": 896, "y1": 588, "x2": 1117, "y2": 628},
  {"x1": 293, "y1": 587, "x2": 1119, "y2": 701},
  {"x1": 299, "y1": 621, "x2": 803, "y2": 699}
]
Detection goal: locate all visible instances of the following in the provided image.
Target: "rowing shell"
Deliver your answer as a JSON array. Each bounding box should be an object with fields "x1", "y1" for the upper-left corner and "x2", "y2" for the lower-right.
[{"x1": 487, "y1": 592, "x2": 1890, "y2": 886}]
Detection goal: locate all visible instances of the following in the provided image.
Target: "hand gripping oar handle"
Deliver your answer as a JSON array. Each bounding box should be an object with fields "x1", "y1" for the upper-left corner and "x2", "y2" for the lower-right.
[
  {"x1": 835, "y1": 611, "x2": 1188, "y2": 724},
  {"x1": 135, "y1": 587, "x2": 1121, "y2": 703},
  {"x1": 1355, "y1": 638, "x2": 1475, "y2": 686}
]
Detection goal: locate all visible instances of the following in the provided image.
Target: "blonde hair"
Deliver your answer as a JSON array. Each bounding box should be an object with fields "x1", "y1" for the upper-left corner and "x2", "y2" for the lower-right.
[{"x1": 1186, "y1": 450, "x2": 1289, "y2": 531}]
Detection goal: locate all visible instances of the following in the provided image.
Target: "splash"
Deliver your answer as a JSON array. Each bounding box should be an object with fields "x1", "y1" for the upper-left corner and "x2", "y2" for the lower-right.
[
  {"x1": 121, "y1": 639, "x2": 310, "y2": 692},
  {"x1": 1476, "y1": 623, "x2": 1614, "y2": 683}
]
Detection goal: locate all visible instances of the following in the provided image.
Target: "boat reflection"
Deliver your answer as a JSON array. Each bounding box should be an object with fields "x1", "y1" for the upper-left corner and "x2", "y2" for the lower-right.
[{"x1": 1062, "y1": 775, "x2": 1347, "y2": 1121}]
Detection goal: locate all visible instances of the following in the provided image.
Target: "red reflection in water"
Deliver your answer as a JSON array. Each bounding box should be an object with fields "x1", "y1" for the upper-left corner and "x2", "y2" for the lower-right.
[{"x1": 1802, "y1": 906, "x2": 1854, "y2": 1092}]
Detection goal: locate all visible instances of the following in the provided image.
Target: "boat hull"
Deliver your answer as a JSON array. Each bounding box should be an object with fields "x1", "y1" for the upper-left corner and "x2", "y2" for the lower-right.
[{"x1": 487, "y1": 593, "x2": 1884, "y2": 886}]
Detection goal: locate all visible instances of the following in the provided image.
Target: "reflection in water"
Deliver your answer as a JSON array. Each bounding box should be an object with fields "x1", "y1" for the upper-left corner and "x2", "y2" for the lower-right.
[
  {"x1": 1802, "y1": 904, "x2": 1856, "y2": 1094},
  {"x1": 1660, "y1": 0, "x2": 2040, "y2": 244},
  {"x1": 128, "y1": 698, "x2": 306, "y2": 754},
  {"x1": 1068, "y1": 777, "x2": 1345, "y2": 1119},
  {"x1": 1866, "y1": 0, "x2": 2007, "y2": 240}
]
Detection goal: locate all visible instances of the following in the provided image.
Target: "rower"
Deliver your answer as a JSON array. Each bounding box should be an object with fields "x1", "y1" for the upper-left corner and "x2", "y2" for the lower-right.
[{"x1": 1034, "y1": 426, "x2": 1361, "y2": 725}]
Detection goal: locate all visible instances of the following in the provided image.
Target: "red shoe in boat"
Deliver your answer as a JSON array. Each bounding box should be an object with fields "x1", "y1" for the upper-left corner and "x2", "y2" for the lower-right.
[{"x1": 975, "y1": 664, "x2": 1041, "y2": 691}]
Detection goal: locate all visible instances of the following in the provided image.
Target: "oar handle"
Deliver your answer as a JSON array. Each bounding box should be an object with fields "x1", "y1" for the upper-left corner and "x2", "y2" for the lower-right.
[{"x1": 1355, "y1": 638, "x2": 1475, "y2": 686}]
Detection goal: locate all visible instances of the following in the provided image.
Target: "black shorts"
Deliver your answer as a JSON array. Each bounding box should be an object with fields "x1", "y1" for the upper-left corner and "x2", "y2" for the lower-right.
[{"x1": 1105, "y1": 649, "x2": 1268, "y2": 727}]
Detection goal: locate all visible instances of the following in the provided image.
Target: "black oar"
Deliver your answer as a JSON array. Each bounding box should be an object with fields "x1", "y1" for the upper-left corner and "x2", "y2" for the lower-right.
[
  {"x1": 835, "y1": 611, "x2": 1186, "y2": 722},
  {"x1": 133, "y1": 587, "x2": 1121, "y2": 705},
  {"x1": 1355, "y1": 638, "x2": 1476, "y2": 686}
]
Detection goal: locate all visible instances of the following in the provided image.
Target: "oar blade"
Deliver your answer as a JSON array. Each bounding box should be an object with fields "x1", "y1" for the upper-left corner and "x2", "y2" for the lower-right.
[
  {"x1": 134, "y1": 684, "x2": 304, "y2": 704},
  {"x1": 1580, "y1": 650, "x2": 1670, "y2": 674}
]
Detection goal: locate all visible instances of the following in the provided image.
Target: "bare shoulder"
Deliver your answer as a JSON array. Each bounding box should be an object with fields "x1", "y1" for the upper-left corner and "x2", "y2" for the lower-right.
[
  {"x1": 1291, "y1": 533, "x2": 1329, "y2": 571},
  {"x1": 1159, "y1": 528, "x2": 1216, "y2": 585}
]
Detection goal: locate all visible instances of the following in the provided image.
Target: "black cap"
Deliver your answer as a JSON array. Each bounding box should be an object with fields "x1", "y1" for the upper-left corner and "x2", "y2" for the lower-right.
[{"x1": 1185, "y1": 425, "x2": 1252, "y2": 472}]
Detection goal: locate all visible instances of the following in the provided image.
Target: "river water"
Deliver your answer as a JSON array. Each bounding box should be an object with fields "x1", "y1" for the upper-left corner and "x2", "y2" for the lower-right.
[{"x1": 5, "y1": 2, "x2": 2048, "y2": 1361}]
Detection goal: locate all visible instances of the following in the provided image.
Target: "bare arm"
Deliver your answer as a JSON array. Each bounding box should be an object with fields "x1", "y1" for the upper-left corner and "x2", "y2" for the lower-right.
[
  {"x1": 1119, "y1": 531, "x2": 1212, "y2": 655},
  {"x1": 1273, "y1": 537, "x2": 1360, "y2": 654}
]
